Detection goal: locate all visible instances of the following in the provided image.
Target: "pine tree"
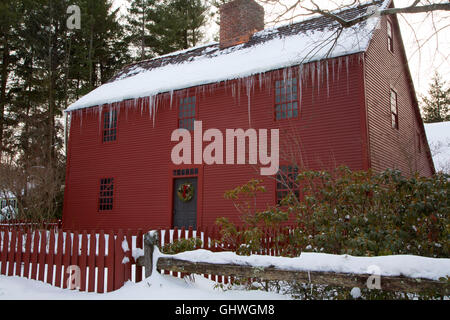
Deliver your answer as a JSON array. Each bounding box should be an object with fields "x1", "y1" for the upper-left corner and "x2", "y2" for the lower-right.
[
  {"x1": 421, "y1": 72, "x2": 450, "y2": 123},
  {"x1": 127, "y1": 0, "x2": 209, "y2": 59},
  {"x1": 126, "y1": 0, "x2": 157, "y2": 61},
  {"x1": 0, "y1": 0, "x2": 21, "y2": 157},
  {"x1": 0, "y1": 0, "x2": 130, "y2": 218},
  {"x1": 154, "y1": 0, "x2": 209, "y2": 52}
]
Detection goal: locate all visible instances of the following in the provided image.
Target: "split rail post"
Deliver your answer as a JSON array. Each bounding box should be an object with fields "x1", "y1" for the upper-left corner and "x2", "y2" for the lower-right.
[{"x1": 144, "y1": 231, "x2": 159, "y2": 278}]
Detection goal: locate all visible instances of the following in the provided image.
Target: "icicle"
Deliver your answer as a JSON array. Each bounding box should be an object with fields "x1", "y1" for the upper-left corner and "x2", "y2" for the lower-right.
[
  {"x1": 299, "y1": 64, "x2": 304, "y2": 107},
  {"x1": 326, "y1": 60, "x2": 330, "y2": 98},
  {"x1": 346, "y1": 55, "x2": 350, "y2": 95},
  {"x1": 98, "y1": 105, "x2": 103, "y2": 136},
  {"x1": 152, "y1": 95, "x2": 157, "y2": 127},
  {"x1": 317, "y1": 61, "x2": 321, "y2": 97},
  {"x1": 245, "y1": 76, "x2": 254, "y2": 128},
  {"x1": 237, "y1": 78, "x2": 241, "y2": 106},
  {"x1": 170, "y1": 90, "x2": 174, "y2": 109}
]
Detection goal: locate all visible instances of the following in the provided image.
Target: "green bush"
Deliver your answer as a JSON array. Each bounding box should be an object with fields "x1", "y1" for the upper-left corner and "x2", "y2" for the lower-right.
[
  {"x1": 217, "y1": 167, "x2": 449, "y2": 258},
  {"x1": 291, "y1": 167, "x2": 449, "y2": 257},
  {"x1": 215, "y1": 168, "x2": 449, "y2": 299},
  {"x1": 161, "y1": 237, "x2": 203, "y2": 254}
]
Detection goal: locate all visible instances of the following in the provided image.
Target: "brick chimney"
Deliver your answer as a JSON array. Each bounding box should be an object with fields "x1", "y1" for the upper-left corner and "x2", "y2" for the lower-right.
[{"x1": 220, "y1": 0, "x2": 265, "y2": 49}]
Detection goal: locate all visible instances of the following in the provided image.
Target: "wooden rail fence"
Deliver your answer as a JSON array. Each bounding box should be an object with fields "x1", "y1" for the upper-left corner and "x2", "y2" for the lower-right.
[
  {"x1": 4, "y1": 227, "x2": 445, "y2": 296},
  {"x1": 138, "y1": 232, "x2": 449, "y2": 296}
]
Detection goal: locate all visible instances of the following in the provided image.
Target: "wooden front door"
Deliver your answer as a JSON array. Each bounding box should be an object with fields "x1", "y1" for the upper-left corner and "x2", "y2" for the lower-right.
[{"x1": 173, "y1": 177, "x2": 197, "y2": 229}]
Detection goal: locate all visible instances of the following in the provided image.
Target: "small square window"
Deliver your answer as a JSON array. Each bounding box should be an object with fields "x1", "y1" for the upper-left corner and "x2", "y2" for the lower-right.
[
  {"x1": 103, "y1": 110, "x2": 117, "y2": 142},
  {"x1": 387, "y1": 20, "x2": 394, "y2": 53},
  {"x1": 390, "y1": 89, "x2": 398, "y2": 129},
  {"x1": 99, "y1": 178, "x2": 114, "y2": 211},
  {"x1": 275, "y1": 79, "x2": 299, "y2": 120},
  {"x1": 417, "y1": 132, "x2": 422, "y2": 153},
  {"x1": 179, "y1": 96, "x2": 196, "y2": 130},
  {"x1": 276, "y1": 165, "x2": 300, "y2": 204}
]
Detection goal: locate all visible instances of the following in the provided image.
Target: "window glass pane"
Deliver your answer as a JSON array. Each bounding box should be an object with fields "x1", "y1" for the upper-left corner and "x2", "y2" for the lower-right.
[
  {"x1": 99, "y1": 178, "x2": 114, "y2": 211},
  {"x1": 179, "y1": 96, "x2": 196, "y2": 130},
  {"x1": 275, "y1": 78, "x2": 299, "y2": 120}
]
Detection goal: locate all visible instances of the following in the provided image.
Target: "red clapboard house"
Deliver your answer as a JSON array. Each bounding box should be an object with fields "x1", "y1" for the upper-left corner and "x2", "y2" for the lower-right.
[{"x1": 62, "y1": 0, "x2": 435, "y2": 232}]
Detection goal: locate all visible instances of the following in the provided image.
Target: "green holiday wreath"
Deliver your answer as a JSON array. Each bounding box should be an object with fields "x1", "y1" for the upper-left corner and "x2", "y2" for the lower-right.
[{"x1": 177, "y1": 183, "x2": 195, "y2": 202}]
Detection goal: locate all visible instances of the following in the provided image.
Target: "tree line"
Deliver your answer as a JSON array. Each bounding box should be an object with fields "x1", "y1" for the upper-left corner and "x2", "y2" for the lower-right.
[{"x1": 0, "y1": 0, "x2": 211, "y2": 220}]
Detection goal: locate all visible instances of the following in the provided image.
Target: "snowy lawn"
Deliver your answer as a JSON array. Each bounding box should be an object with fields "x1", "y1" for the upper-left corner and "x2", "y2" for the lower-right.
[
  {"x1": 0, "y1": 272, "x2": 289, "y2": 300},
  {"x1": 1, "y1": 248, "x2": 448, "y2": 300},
  {"x1": 425, "y1": 121, "x2": 450, "y2": 173}
]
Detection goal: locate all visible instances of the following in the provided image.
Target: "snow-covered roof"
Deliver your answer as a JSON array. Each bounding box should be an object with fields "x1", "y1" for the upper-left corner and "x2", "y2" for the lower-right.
[
  {"x1": 66, "y1": 0, "x2": 389, "y2": 112},
  {"x1": 424, "y1": 121, "x2": 450, "y2": 173}
]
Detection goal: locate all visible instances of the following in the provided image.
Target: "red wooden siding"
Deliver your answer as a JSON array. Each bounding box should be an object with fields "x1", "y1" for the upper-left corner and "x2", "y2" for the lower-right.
[
  {"x1": 364, "y1": 13, "x2": 434, "y2": 176},
  {"x1": 63, "y1": 56, "x2": 368, "y2": 231}
]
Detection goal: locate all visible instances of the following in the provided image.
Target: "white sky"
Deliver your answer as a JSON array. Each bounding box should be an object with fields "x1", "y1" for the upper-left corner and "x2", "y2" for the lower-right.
[{"x1": 111, "y1": 0, "x2": 449, "y2": 97}]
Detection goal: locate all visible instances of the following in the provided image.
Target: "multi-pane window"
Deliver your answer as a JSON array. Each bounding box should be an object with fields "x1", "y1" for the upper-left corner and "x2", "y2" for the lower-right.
[
  {"x1": 387, "y1": 20, "x2": 394, "y2": 53},
  {"x1": 173, "y1": 168, "x2": 198, "y2": 176},
  {"x1": 99, "y1": 178, "x2": 114, "y2": 211},
  {"x1": 276, "y1": 165, "x2": 299, "y2": 204},
  {"x1": 103, "y1": 110, "x2": 117, "y2": 142},
  {"x1": 0, "y1": 199, "x2": 16, "y2": 209},
  {"x1": 390, "y1": 89, "x2": 398, "y2": 129},
  {"x1": 417, "y1": 132, "x2": 422, "y2": 153},
  {"x1": 275, "y1": 78, "x2": 299, "y2": 120},
  {"x1": 178, "y1": 96, "x2": 196, "y2": 131}
]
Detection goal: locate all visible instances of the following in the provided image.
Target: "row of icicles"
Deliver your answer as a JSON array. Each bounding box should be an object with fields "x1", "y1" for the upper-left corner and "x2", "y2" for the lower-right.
[{"x1": 66, "y1": 54, "x2": 362, "y2": 134}]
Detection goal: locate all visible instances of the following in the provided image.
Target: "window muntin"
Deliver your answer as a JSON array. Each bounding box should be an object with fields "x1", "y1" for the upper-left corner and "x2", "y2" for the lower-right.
[
  {"x1": 178, "y1": 96, "x2": 196, "y2": 131},
  {"x1": 417, "y1": 132, "x2": 422, "y2": 153},
  {"x1": 103, "y1": 110, "x2": 117, "y2": 142},
  {"x1": 276, "y1": 165, "x2": 299, "y2": 204},
  {"x1": 390, "y1": 89, "x2": 399, "y2": 129},
  {"x1": 1, "y1": 199, "x2": 16, "y2": 209},
  {"x1": 173, "y1": 168, "x2": 199, "y2": 176},
  {"x1": 387, "y1": 20, "x2": 394, "y2": 53},
  {"x1": 275, "y1": 78, "x2": 299, "y2": 120},
  {"x1": 99, "y1": 178, "x2": 114, "y2": 211}
]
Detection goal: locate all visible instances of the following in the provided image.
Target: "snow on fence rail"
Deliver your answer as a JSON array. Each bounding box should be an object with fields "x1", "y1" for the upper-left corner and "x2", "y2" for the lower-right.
[{"x1": 138, "y1": 232, "x2": 450, "y2": 295}]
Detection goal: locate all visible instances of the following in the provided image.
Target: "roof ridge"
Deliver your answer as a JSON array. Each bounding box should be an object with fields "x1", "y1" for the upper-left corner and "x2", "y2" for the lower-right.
[
  {"x1": 68, "y1": 1, "x2": 387, "y2": 111},
  {"x1": 120, "y1": 1, "x2": 385, "y2": 75}
]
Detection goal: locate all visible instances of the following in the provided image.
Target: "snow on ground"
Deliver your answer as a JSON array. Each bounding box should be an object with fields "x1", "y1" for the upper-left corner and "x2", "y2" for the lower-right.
[
  {"x1": 425, "y1": 121, "x2": 450, "y2": 173},
  {"x1": 1, "y1": 245, "x2": 448, "y2": 299},
  {"x1": 0, "y1": 272, "x2": 288, "y2": 300}
]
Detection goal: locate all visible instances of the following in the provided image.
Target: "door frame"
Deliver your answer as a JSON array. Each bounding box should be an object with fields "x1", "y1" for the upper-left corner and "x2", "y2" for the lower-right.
[{"x1": 168, "y1": 165, "x2": 203, "y2": 229}]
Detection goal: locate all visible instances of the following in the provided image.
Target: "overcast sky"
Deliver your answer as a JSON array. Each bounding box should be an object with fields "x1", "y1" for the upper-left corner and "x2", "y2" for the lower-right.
[{"x1": 111, "y1": 0, "x2": 449, "y2": 97}]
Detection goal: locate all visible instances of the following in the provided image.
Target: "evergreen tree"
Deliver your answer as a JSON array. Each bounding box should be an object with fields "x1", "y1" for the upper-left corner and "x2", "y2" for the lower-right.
[
  {"x1": 126, "y1": 0, "x2": 157, "y2": 61},
  {"x1": 0, "y1": 0, "x2": 21, "y2": 157},
  {"x1": 421, "y1": 72, "x2": 450, "y2": 123},
  {"x1": 0, "y1": 0, "x2": 130, "y2": 219},
  {"x1": 127, "y1": 0, "x2": 209, "y2": 59},
  {"x1": 152, "y1": 0, "x2": 209, "y2": 53}
]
